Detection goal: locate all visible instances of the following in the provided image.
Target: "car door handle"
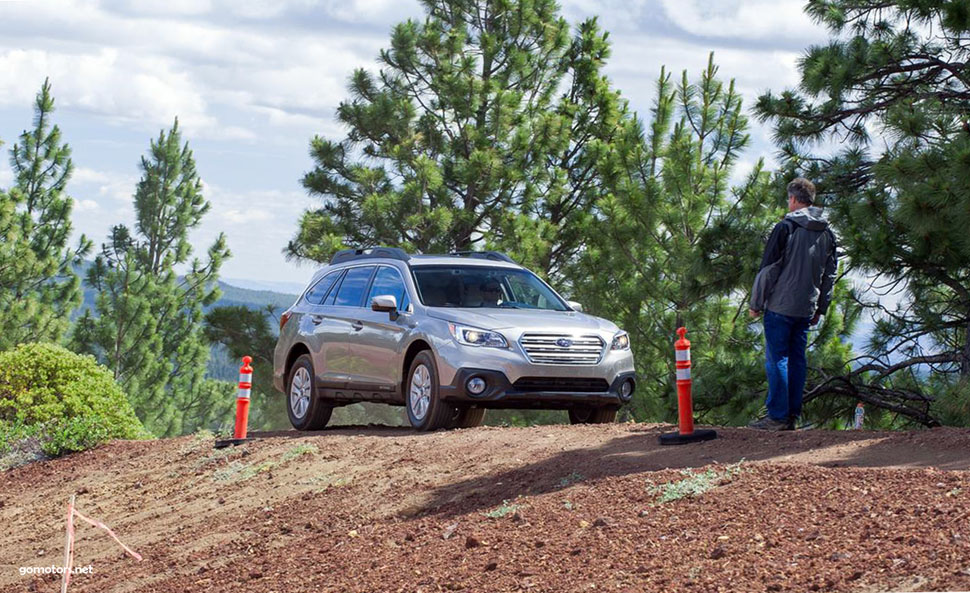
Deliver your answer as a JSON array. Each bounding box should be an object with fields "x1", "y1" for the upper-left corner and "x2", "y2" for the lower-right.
[
  {"x1": 351, "y1": 320, "x2": 364, "y2": 331},
  {"x1": 310, "y1": 314, "x2": 324, "y2": 325}
]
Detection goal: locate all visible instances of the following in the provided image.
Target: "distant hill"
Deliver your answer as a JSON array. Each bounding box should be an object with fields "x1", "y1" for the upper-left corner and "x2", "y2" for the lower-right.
[
  {"x1": 75, "y1": 260, "x2": 299, "y2": 317},
  {"x1": 213, "y1": 281, "x2": 298, "y2": 314}
]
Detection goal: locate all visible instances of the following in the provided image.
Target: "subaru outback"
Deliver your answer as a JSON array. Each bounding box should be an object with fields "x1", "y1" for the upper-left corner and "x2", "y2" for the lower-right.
[{"x1": 273, "y1": 248, "x2": 636, "y2": 431}]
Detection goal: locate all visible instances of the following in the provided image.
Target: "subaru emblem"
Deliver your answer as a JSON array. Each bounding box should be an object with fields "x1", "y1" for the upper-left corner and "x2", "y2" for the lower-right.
[{"x1": 556, "y1": 338, "x2": 572, "y2": 348}]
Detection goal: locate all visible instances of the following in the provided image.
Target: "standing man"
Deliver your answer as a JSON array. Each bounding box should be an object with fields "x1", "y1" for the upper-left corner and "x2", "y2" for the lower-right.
[{"x1": 748, "y1": 178, "x2": 837, "y2": 430}]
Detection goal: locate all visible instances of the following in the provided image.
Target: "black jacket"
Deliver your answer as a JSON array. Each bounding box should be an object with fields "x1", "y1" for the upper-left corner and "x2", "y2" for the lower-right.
[{"x1": 750, "y1": 207, "x2": 838, "y2": 319}]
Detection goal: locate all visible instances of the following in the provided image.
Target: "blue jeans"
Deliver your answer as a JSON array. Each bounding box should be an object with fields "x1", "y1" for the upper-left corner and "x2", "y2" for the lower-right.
[{"x1": 763, "y1": 309, "x2": 811, "y2": 421}]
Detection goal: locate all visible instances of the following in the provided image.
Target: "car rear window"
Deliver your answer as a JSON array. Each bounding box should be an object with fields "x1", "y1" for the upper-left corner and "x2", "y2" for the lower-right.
[{"x1": 304, "y1": 270, "x2": 342, "y2": 305}]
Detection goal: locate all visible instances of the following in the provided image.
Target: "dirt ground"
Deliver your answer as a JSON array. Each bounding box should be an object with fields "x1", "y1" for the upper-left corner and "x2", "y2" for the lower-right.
[{"x1": 2, "y1": 422, "x2": 969, "y2": 593}]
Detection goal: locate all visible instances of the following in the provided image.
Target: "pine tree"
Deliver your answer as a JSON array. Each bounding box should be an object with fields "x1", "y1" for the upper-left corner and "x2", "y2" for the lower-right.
[
  {"x1": 72, "y1": 120, "x2": 231, "y2": 436},
  {"x1": 0, "y1": 80, "x2": 91, "y2": 349},
  {"x1": 571, "y1": 56, "x2": 857, "y2": 425},
  {"x1": 756, "y1": 0, "x2": 970, "y2": 425},
  {"x1": 289, "y1": 0, "x2": 631, "y2": 280}
]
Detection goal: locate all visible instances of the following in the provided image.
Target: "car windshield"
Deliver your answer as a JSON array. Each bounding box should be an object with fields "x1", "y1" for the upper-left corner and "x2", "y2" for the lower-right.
[{"x1": 412, "y1": 266, "x2": 569, "y2": 311}]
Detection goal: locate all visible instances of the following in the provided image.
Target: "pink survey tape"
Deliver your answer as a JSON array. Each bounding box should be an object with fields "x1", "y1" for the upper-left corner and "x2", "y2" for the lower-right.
[{"x1": 63, "y1": 503, "x2": 143, "y2": 590}]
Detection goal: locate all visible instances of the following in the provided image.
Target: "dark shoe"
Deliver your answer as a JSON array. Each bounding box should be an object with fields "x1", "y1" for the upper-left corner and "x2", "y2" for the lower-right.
[
  {"x1": 784, "y1": 417, "x2": 797, "y2": 431},
  {"x1": 747, "y1": 416, "x2": 789, "y2": 431}
]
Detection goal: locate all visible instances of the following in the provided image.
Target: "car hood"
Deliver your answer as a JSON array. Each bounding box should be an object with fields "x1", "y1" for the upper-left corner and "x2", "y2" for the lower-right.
[{"x1": 425, "y1": 307, "x2": 621, "y2": 335}]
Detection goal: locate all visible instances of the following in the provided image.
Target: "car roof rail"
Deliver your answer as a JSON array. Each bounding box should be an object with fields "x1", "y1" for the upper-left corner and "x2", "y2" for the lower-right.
[
  {"x1": 330, "y1": 246, "x2": 411, "y2": 265},
  {"x1": 448, "y1": 251, "x2": 517, "y2": 264}
]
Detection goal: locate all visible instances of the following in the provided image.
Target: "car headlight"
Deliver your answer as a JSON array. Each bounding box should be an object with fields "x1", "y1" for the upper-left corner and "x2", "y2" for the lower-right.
[
  {"x1": 611, "y1": 331, "x2": 630, "y2": 350},
  {"x1": 449, "y1": 323, "x2": 509, "y2": 348}
]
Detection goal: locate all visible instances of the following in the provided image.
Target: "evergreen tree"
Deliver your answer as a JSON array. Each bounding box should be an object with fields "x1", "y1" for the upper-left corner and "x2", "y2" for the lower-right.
[
  {"x1": 0, "y1": 80, "x2": 91, "y2": 350},
  {"x1": 289, "y1": 0, "x2": 631, "y2": 279},
  {"x1": 571, "y1": 56, "x2": 857, "y2": 425},
  {"x1": 72, "y1": 120, "x2": 231, "y2": 436},
  {"x1": 756, "y1": 0, "x2": 970, "y2": 424}
]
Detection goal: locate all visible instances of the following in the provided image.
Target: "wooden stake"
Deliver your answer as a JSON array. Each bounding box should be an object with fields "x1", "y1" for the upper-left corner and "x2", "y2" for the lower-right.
[{"x1": 60, "y1": 494, "x2": 75, "y2": 593}]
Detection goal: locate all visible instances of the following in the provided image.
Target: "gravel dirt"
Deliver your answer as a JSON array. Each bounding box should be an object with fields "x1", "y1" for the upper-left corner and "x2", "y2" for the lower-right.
[{"x1": 2, "y1": 422, "x2": 969, "y2": 592}]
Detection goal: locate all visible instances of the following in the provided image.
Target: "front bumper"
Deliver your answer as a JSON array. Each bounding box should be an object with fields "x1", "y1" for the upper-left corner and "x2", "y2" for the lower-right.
[{"x1": 439, "y1": 368, "x2": 636, "y2": 409}]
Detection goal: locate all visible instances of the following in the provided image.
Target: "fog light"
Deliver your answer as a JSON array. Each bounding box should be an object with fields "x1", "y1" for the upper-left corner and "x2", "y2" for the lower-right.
[
  {"x1": 467, "y1": 377, "x2": 487, "y2": 395},
  {"x1": 620, "y1": 379, "x2": 634, "y2": 399}
]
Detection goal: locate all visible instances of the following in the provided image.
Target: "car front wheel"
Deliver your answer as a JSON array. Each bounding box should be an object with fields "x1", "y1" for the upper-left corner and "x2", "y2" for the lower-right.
[{"x1": 405, "y1": 351, "x2": 455, "y2": 431}]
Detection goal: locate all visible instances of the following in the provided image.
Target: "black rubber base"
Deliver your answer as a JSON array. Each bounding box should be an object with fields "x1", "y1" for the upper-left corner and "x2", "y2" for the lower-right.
[
  {"x1": 214, "y1": 438, "x2": 252, "y2": 449},
  {"x1": 658, "y1": 429, "x2": 718, "y2": 446}
]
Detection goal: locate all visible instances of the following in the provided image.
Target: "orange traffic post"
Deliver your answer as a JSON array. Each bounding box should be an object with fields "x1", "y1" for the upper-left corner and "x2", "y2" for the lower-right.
[
  {"x1": 659, "y1": 327, "x2": 717, "y2": 445},
  {"x1": 215, "y1": 356, "x2": 254, "y2": 448}
]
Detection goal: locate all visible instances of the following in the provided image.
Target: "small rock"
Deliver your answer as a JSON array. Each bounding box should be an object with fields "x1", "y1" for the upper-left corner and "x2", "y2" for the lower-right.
[
  {"x1": 348, "y1": 530, "x2": 359, "y2": 538},
  {"x1": 248, "y1": 571, "x2": 262, "y2": 580},
  {"x1": 534, "y1": 540, "x2": 545, "y2": 548},
  {"x1": 37, "y1": 549, "x2": 44, "y2": 557},
  {"x1": 716, "y1": 535, "x2": 729, "y2": 541},
  {"x1": 217, "y1": 497, "x2": 226, "y2": 505},
  {"x1": 579, "y1": 520, "x2": 590, "y2": 528},
  {"x1": 442, "y1": 523, "x2": 459, "y2": 540},
  {"x1": 638, "y1": 510, "x2": 648, "y2": 517},
  {"x1": 592, "y1": 517, "x2": 610, "y2": 528},
  {"x1": 76, "y1": 486, "x2": 89, "y2": 495},
  {"x1": 511, "y1": 511, "x2": 524, "y2": 523},
  {"x1": 484, "y1": 562, "x2": 498, "y2": 572},
  {"x1": 404, "y1": 533, "x2": 415, "y2": 542},
  {"x1": 710, "y1": 545, "x2": 726, "y2": 560},
  {"x1": 569, "y1": 548, "x2": 583, "y2": 556},
  {"x1": 305, "y1": 522, "x2": 314, "y2": 530},
  {"x1": 279, "y1": 525, "x2": 292, "y2": 534},
  {"x1": 848, "y1": 570, "x2": 864, "y2": 581},
  {"x1": 464, "y1": 536, "x2": 481, "y2": 549}
]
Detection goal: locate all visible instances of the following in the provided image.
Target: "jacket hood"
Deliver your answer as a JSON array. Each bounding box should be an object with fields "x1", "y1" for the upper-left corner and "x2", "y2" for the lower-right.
[{"x1": 785, "y1": 206, "x2": 829, "y2": 231}]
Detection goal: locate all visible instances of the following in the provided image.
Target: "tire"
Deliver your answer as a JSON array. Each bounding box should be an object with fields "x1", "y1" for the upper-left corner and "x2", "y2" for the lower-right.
[
  {"x1": 404, "y1": 351, "x2": 455, "y2": 431},
  {"x1": 286, "y1": 354, "x2": 333, "y2": 431},
  {"x1": 568, "y1": 406, "x2": 617, "y2": 425},
  {"x1": 449, "y1": 407, "x2": 486, "y2": 429}
]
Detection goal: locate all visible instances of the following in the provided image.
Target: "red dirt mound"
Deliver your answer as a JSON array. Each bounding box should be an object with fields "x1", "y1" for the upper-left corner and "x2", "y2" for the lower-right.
[{"x1": 2, "y1": 423, "x2": 969, "y2": 592}]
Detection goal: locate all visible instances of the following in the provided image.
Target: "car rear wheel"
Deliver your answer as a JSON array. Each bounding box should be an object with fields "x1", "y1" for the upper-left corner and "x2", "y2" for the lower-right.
[
  {"x1": 287, "y1": 354, "x2": 333, "y2": 431},
  {"x1": 449, "y1": 407, "x2": 486, "y2": 429},
  {"x1": 405, "y1": 351, "x2": 455, "y2": 431},
  {"x1": 568, "y1": 406, "x2": 617, "y2": 425}
]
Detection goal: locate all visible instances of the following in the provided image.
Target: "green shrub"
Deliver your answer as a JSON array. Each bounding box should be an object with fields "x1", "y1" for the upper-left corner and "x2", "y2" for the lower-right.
[{"x1": 0, "y1": 343, "x2": 146, "y2": 457}]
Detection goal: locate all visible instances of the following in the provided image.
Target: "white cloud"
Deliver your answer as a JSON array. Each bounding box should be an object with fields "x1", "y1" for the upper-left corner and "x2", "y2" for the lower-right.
[
  {"x1": 0, "y1": 48, "x2": 254, "y2": 140},
  {"x1": 73, "y1": 198, "x2": 99, "y2": 211},
  {"x1": 658, "y1": 0, "x2": 827, "y2": 45}
]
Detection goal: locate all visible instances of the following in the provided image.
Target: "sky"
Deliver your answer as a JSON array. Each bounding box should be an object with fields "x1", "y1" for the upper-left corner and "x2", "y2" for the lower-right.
[{"x1": 0, "y1": 0, "x2": 831, "y2": 290}]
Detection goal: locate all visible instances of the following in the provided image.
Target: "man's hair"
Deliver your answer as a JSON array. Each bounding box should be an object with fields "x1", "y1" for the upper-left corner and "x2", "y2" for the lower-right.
[{"x1": 787, "y1": 177, "x2": 816, "y2": 205}]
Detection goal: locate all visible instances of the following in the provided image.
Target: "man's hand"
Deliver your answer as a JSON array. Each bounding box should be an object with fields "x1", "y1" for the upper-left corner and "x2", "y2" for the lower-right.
[
  {"x1": 810, "y1": 312, "x2": 821, "y2": 326},
  {"x1": 749, "y1": 308, "x2": 761, "y2": 319}
]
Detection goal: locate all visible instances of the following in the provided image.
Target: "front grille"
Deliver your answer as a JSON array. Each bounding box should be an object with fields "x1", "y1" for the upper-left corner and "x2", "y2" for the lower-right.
[
  {"x1": 519, "y1": 333, "x2": 605, "y2": 365},
  {"x1": 512, "y1": 377, "x2": 610, "y2": 392}
]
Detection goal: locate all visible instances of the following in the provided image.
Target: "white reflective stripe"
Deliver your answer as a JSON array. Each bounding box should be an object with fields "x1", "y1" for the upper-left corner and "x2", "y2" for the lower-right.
[
  {"x1": 675, "y1": 350, "x2": 690, "y2": 362},
  {"x1": 236, "y1": 388, "x2": 251, "y2": 399},
  {"x1": 676, "y1": 368, "x2": 691, "y2": 381},
  {"x1": 239, "y1": 372, "x2": 253, "y2": 382}
]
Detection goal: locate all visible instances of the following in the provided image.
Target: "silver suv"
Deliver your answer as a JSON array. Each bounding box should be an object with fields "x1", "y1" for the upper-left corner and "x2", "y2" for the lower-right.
[{"x1": 273, "y1": 248, "x2": 636, "y2": 431}]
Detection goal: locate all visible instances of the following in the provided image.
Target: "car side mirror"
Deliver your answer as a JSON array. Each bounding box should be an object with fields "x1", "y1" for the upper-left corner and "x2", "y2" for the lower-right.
[
  {"x1": 567, "y1": 300, "x2": 583, "y2": 312},
  {"x1": 371, "y1": 295, "x2": 399, "y2": 319}
]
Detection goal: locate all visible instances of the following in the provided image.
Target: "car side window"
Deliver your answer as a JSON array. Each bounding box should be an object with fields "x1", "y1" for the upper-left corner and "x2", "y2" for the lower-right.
[
  {"x1": 332, "y1": 266, "x2": 376, "y2": 307},
  {"x1": 367, "y1": 266, "x2": 410, "y2": 310},
  {"x1": 303, "y1": 270, "x2": 342, "y2": 305}
]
